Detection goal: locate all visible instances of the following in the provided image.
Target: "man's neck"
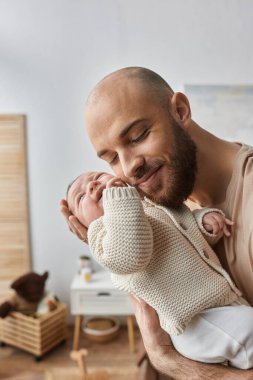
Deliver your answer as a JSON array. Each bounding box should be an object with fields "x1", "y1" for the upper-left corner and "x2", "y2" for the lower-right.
[{"x1": 188, "y1": 122, "x2": 241, "y2": 207}]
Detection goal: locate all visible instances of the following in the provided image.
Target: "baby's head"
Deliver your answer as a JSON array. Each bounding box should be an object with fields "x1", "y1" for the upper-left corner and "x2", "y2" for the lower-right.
[{"x1": 67, "y1": 171, "x2": 116, "y2": 228}]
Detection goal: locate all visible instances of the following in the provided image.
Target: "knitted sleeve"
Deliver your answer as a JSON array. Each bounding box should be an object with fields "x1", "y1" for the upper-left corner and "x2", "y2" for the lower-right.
[
  {"x1": 193, "y1": 208, "x2": 225, "y2": 246},
  {"x1": 87, "y1": 186, "x2": 153, "y2": 274}
]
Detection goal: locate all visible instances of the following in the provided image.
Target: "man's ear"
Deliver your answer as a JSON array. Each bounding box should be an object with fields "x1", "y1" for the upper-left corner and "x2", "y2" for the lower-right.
[{"x1": 171, "y1": 92, "x2": 192, "y2": 127}]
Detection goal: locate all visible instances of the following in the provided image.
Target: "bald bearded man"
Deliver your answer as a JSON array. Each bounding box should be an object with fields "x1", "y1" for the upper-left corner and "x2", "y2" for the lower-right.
[{"x1": 60, "y1": 67, "x2": 253, "y2": 375}]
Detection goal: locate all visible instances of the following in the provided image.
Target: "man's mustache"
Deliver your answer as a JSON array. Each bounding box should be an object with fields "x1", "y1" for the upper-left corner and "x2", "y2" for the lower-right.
[{"x1": 132, "y1": 160, "x2": 165, "y2": 185}]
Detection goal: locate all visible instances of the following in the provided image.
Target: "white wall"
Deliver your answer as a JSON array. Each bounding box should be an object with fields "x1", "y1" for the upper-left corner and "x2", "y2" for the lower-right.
[{"x1": 0, "y1": 0, "x2": 253, "y2": 309}]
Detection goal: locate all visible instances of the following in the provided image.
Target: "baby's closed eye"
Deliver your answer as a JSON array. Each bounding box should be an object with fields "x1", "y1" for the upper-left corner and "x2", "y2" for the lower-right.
[{"x1": 79, "y1": 193, "x2": 86, "y2": 203}]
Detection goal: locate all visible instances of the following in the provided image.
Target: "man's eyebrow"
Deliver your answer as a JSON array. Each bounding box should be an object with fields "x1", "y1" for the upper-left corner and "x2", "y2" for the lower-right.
[
  {"x1": 97, "y1": 118, "x2": 147, "y2": 158},
  {"x1": 97, "y1": 149, "x2": 107, "y2": 158},
  {"x1": 119, "y1": 118, "x2": 147, "y2": 139}
]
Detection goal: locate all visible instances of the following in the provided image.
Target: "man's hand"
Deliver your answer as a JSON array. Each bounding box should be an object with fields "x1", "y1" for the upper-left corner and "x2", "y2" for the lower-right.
[
  {"x1": 129, "y1": 295, "x2": 173, "y2": 374},
  {"x1": 203, "y1": 212, "x2": 234, "y2": 237},
  {"x1": 60, "y1": 199, "x2": 88, "y2": 242},
  {"x1": 129, "y1": 295, "x2": 249, "y2": 378}
]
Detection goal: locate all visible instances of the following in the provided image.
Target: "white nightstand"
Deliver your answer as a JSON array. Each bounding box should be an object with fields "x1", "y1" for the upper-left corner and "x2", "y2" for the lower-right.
[{"x1": 70, "y1": 271, "x2": 135, "y2": 352}]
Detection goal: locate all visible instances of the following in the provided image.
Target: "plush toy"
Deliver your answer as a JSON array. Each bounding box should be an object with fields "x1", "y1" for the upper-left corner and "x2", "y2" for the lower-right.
[{"x1": 0, "y1": 271, "x2": 50, "y2": 318}]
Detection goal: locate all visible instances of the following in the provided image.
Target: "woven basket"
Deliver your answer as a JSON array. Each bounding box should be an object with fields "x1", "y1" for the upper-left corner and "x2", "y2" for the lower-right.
[{"x1": 82, "y1": 317, "x2": 120, "y2": 343}]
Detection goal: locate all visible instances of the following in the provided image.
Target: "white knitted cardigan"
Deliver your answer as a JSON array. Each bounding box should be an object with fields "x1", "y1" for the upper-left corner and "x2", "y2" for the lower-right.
[{"x1": 88, "y1": 187, "x2": 241, "y2": 335}]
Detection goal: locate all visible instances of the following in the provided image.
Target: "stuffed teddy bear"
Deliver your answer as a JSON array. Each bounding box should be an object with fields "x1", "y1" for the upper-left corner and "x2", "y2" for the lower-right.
[{"x1": 0, "y1": 271, "x2": 50, "y2": 318}]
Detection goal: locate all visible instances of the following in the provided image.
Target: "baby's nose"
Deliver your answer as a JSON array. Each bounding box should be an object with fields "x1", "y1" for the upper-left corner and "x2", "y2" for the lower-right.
[{"x1": 87, "y1": 180, "x2": 100, "y2": 193}]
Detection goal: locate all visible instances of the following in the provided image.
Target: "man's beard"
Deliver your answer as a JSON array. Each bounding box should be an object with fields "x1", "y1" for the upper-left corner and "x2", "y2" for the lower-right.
[{"x1": 135, "y1": 120, "x2": 197, "y2": 209}]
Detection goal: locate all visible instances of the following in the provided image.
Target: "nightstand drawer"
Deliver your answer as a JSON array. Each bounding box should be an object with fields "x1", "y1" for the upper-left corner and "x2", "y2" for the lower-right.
[
  {"x1": 71, "y1": 289, "x2": 132, "y2": 315},
  {"x1": 71, "y1": 272, "x2": 135, "y2": 352}
]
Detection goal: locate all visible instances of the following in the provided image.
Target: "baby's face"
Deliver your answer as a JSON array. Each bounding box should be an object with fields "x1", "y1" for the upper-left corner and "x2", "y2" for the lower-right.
[{"x1": 67, "y1": 172, "x2": 115, "y2": 227}]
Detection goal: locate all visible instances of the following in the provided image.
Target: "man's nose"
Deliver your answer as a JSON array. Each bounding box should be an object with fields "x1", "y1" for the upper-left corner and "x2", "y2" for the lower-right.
[{"x1": 120, "y1": 153, "x2": 144, "y2": 181}]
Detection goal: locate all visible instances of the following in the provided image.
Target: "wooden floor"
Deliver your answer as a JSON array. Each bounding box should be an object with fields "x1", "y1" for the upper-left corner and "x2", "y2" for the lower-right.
[
  {"x1": 0, "y1": 325, "x2": 141, "y2": 380},
  {"x1": 2, "y1": 323, "x2": 253, "y2": 380}
]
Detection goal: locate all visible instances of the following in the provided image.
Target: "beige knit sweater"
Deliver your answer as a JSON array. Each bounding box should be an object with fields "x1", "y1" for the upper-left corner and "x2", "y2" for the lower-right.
[{"x1": 88, "y1": 187, "x2": 241, "y2": 335}]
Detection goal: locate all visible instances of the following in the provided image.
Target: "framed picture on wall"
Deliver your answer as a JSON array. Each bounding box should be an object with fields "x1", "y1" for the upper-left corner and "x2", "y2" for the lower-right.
[{"x1": 184, "y1": 85, "x2": 253, "y2": 145}]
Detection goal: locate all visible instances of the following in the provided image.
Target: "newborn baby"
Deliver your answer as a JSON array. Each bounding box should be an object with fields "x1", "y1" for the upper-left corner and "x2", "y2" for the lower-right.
[{"x1": 66, "y1": 171, "x2": 253, "y2": 369}]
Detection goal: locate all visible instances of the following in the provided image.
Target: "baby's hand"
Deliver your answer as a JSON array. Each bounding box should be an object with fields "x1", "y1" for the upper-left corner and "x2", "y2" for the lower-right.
[
  {"x1": 203, "y1": 212, "x2": 234, "y2": 237},
  {"x1": 106, "y1": 177, "x2": 127, "y2": 189}
]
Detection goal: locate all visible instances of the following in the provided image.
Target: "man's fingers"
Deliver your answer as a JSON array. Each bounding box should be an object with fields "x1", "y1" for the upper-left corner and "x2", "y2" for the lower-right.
[
  {"x1": 66, "y1": 217, "x2": 79, "y2": 235},
  {"x1": 129, "y1": 295, "x2": 161, "y2": 332},
  {"x1": 129, "y1": 294, "x2": 172, "y2": 348},
  {"x1": 129, "y1": 295, "x2": 154, "y2": 321},
  {"x1": 60, "y1": 199, "x2": 88, "y2": 242},
  {"x1": 69, "y1": 215, "x2": 88, "y2": 241},
  {"x1": 60, "y1": 200, "x2": 72, "y2": 220},
  {"x1": 128, "y1": 294, "x2": 147, "y2": 320},
  {"x1": 60, "y1": 199, "x2": 68, "y2": 207}
]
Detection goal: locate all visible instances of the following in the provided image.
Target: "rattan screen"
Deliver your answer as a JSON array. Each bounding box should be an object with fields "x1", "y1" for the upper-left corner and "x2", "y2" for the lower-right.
[{"x1": 0, "y1": 115, "x2": 31, "y2": 301}]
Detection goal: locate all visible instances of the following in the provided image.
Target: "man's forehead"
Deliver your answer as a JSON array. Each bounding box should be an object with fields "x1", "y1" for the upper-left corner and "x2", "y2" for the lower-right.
[
  {"x1": 87, "y1": 72, "x2": 133, "y2": 101},
  {"x1": 85, "y1": 67, "x2": 173, "y2": 123},
  {"x1": 85, "y1": 73, "x2": 169, "y2": 153},
  {"x1": 85, "y1": 84, "x2": 156, "y2": 138},
  {"x1": 87, "y1": 76, "x2": 148, "y2": 109}
]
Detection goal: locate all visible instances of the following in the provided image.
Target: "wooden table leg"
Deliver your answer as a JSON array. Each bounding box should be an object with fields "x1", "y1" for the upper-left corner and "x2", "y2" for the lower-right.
[
  {"x1": 127, "y1": 315, "x2": 135, "y2": 353},
  {"x1": 70, "y1": 349, "x2": 88, "y2": 379},
  {"x1": 73, "y1": 315, "x2": 83, "y2": 350}
]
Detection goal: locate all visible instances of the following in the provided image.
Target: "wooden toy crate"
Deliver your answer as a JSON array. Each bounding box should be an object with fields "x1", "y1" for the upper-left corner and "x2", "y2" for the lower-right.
[{"x1": 0, "y1": 303, "x2": 67, "y2": 359}]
